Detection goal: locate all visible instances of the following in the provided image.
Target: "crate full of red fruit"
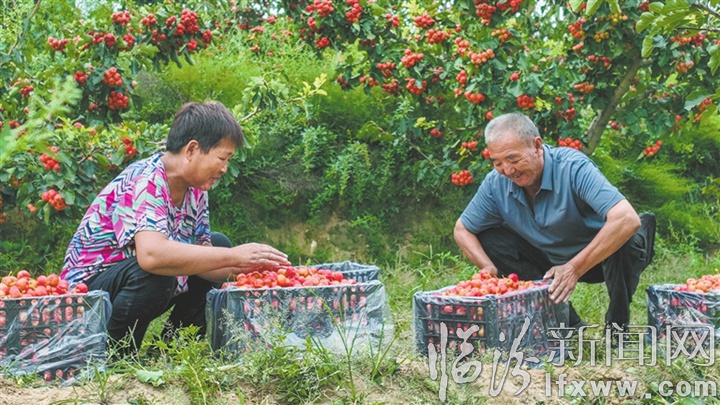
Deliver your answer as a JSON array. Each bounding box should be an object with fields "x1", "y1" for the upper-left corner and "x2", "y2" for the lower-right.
[
  {"x1": 206, "y1": 265, "x2": 393, "y2": 356},
  {"x1": 308, "y1": 261, "x2": 380, "y2": 283},
  {"x1": 413, "y1": 271, "x2": 568, "y2": 357},
  {"x1": 646, "y1": 272, "x2": 720, "y2": 343},
  {"x1": 0, "y1": 271, "x2": 110, "y2": 383}
]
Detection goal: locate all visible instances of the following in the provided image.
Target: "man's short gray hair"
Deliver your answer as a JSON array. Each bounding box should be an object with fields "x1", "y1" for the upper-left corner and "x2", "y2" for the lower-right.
[{"x1": 485, "y1": 112, "x2": 539, "y2": 146}]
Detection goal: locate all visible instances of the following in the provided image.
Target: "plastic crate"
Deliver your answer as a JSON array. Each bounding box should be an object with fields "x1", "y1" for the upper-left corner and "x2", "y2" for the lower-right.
[
  {"x1": 646, "y1": 284, "x2": 720, "y2": 344},
  {"x1": 310, "y1": 261, "x2": 380, "y2": 283},
  {"x1": 206, "y1": 280, "x2": 393, "y2": 356},
  {"x1": 0, "y1": 290, "x2": 110, "y2": 383},
  {"x1": 413, "y1": 283, "x2": 568, "y2": 357}
]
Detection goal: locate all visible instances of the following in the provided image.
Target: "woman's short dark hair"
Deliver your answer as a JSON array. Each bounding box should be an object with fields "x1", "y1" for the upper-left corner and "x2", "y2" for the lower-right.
[{"x1": 165, "y1": 101, "x2": 245, "y2": 153}]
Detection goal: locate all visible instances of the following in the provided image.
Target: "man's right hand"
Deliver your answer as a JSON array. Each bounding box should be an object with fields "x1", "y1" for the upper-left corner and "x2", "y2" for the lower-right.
[{"x1": 481, "y1": 265, "x2": 498, "y2": 277}]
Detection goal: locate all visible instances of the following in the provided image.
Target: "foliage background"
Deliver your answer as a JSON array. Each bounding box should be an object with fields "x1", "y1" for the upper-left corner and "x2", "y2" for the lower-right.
[{"x1": 0, "y1": 0, "x2": 718, "y2": 274}]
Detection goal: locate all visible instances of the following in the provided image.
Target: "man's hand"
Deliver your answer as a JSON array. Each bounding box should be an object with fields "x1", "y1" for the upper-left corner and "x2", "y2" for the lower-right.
[
  {"x1": 544, "y1": 263, "x2": 580, "y2": 303},
  {"x1": 230, "y1": 243, "x2": 291, "y2": 272},
  {"x1": 481, "y1": 265, "x2": 499, "y2": 277}
]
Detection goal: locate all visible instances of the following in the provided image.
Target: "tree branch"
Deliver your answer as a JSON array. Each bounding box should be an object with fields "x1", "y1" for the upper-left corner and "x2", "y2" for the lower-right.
[
  {"x1": 583, "y1": 57, "x2": 653, "y2": 155},
  {"x1": 676, "y1": 25, "x2": 720, "y2": 34},
  {"x1": 9, "y1": 0, "x2": 42, "y2": 55},
  {"x1": 690, "y1": 3, "x2": 720, "y2": 22}
]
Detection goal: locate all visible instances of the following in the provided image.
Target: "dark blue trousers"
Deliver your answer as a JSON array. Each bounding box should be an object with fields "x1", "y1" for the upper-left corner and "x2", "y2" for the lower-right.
[{"x1": 86, "y1": 233, "x2": 232, "y2": 354}]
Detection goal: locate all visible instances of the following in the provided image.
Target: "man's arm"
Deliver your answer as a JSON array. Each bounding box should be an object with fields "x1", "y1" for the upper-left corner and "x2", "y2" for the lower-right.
[
  {"x1": 134, "y1": 230, "x2": 290, "y2": 280},
  {"x1": 454, "y1": 218, "x2": 499, "y2": 276},
  {"x1": 545, "y1": 199, "x2": 641, "y2": 303}
]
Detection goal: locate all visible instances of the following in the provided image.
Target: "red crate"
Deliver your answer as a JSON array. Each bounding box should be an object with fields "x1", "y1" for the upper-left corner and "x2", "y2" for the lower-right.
[
  {"x1": 413, "y1": 283, "x2": 568, "y2": 357},
  {"x1": 206, "y1": 280, "x2": 392, "y2": 355},
  {"x1": 0, "y1": 290, "x2": 109, "y2": 382}
]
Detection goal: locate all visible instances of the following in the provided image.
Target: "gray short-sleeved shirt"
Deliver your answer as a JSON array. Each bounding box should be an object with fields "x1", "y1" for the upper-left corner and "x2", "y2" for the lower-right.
[{"x1": 460, "y1": 144, "x2": 625, "y2": 265}]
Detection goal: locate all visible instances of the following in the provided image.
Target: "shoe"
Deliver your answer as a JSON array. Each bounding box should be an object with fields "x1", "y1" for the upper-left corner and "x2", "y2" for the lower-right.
[
  {"x1": 639, "y1": 213, "x2": 656, "y2": 268},
  {"x1": 605, "y1": 322, "x2": 629, "y2": 349}
]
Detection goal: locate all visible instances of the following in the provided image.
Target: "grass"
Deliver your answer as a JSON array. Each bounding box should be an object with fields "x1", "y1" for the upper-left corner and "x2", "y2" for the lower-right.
[{"x1": 4, "y1": 241, "x2": 720, "y2": 405}]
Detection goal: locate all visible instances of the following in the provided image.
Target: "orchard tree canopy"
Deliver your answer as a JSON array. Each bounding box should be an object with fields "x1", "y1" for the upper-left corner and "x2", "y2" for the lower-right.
[{"x1": 0, "y1": 0, "x2": 718, "y2": 223}]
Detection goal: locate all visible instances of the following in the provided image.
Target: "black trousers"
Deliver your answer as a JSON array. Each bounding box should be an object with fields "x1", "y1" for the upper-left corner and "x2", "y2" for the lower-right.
[
  {"x1": 86, "y1": 232, "x2": 232, "y2": 354},
  {"x1": 476, "y1": 214, "x2": 655, "y2": 325}
]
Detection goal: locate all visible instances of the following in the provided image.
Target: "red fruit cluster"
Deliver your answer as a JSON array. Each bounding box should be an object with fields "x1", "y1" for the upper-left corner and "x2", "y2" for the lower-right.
[
  {"x1": 358, "y1": 75, "x2": 378, "y2": 87},
  {"x1": 9, "y1": 120, "x2": 20, "y2": 129},
  {"x1": 674, "y1": 273, "x2": 720, "y2": 293},
  {"x1": 413, "y1": 13, "x2": 435, "y2": 29},
  {"x1": 462, "y1": 140, "x2": 478, "y2": 151},
  {"x1": 41, "y1": 189, "x2": 66, "y2": 211},
  {"x1": 102, "y1": 67, "x2": 123, "y2": 87},
  {"x1": 568, "y1": 18, "x2": 586, "y2": 39},
  {"x1": 426, "y1": 29, "x2": 450, "y2": 44},
  {"x1": 401, "y1": 49, "x2": 424, "y2": 69},
  {"x1": 441, "y1": 271, "x2": 536, "y2": 298},
  {"x1": 464, "y1": 91, "x2": 485, "y2": 104},
  {"x1": 558, "y1": 107, "x2": 575, "y2": 121},
  {"x1": 376, "y1": 61, "x2": 396, "y2": 78},
  {"x1": 405, "y1": 78, "x2": 427, "y2": 95},
  {"x1": 48, "y1": 37, "x2": 69, "y2": 52},
  {"x1": 509, "y1": 72, "x2": 519, "y2": 81},
  {"x1": 345, "y1": 0, "x2": 362, "y2": 24},
  {"x1": 315, "y1": 37, "x2": 330, "y2": 48},
  {"x1": 643, "y1": 140, "x2": 662, "y2": 157},
  {"x1": 609, "y1": 121, "x2": 622, "y2": 130},
  {"x1": 475, "y1": 3, "x2": 497, "y2": 25},
  {"x1": 455, "y1": 37, "x2": 471, "y2": 55},
  {"x1": 517, "y1": 94, "x2": 535, "y2": 109},
  {"x1": 227, "y1": 266, "x2": 356, "y2": 289},
  {"x1": 451, "y1": 170, "x2": 473, "y2": 186},
  {"x1": 482, "y1": 148, "x2": 491, "y2": 159},
  {"x1": 491, "y1": 28, "x2": 511, "y2": 42},
  {"x1": 111, "y1": 11, "x2": 131, "y2": 26},
  {"x1": 151, "y1": 29, "x2": 167, "y2": 44},
  {"x1": 456, "y1": 70, "x2": 468, "y2": 85},
  {"x1": 496, "y1": 0, "x2": 524, "y2": 12},
  {"x1": 121, "y1": 33, "x2": 135, "y2": 50},
  {"x1": 381, "y1": 79, "x2": 400, "y2": 95},
  {"x1": 108, "y1": 91, "x2": 129, "y2": 110},
  {"x1": 19, "y1": 85, "x2": 34, "y2": 98},
  {"x1": 430, "y1": 128, "x2": 443, "y2": 138},
  {"x1": 40, "y1": 146, "x2": 60, "y2": 172},
  {"x1": 0, "y1": 271, "x2": 88, "y2": 301},
  {"x1": 140, "y1": 13, "x2": 157, "y2": 27},
  {"x1": 638, "y1": 1, "x2": 650, "y2": 11},
  {"x1": 587, "y1": 54, "x2": 612, "y2": 68},
  {"x1": 676, "y1": 60, "x2": 694, "y2": 73},
  {"x1": 384, "y1": 14, "x2": 399, "y2": 28},
  {"x1": 202, "y1": 30, "x2": 213, "y2": 45},
  {"x1": 102, "y1": 33, "x2": 116, "y2": 47},
  {"x1": 187, "y1": 39, "x2": 199, "y2": 52},
  {"x1": 121, "y1": 137, "x2": 137, "y2": 157},
  {"x1": 307, "y1": 0, "x2": 335, "y2": 17},
  {"x1": 558, "y1": 136, "x2": 583, "y2": 150},
  {"x1": 573, "y1": 82, "x2": 595, "y2": 94},
  {"x1": 469, "y1": 49, "x2": 495, "y2": 66}
]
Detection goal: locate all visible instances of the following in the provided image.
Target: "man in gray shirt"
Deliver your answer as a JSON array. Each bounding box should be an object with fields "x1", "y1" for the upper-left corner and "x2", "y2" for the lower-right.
[{"x1": 454, "y1": 112, "x2": 655, "y2": 336}]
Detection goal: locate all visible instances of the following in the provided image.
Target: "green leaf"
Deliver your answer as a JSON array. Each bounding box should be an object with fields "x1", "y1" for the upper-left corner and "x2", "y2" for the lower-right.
[
  {"x1": 684, "y1": 90, "x2": 712, "y2": 110},
  {"x1": 649, "y1": 2, "x2": 665, "y2": 13},
  {"x1": 568, "y1": 0, "x2": 584, "y2": 12},
  {"x1": 709, "y1": 45, "x2": 720, "y2": 75},
  {"x1": 135, "y1": 369, "x2": 165, "y2": 387},
  {"x1": 642, "y1": 35, "x2": 655, "y2": 58},
  {"x1": 586, "y1": 0, "x2": 603, "y2": 15},
  {"x1": 636, "y1": 13, "x2": 658, "y2": 33}
]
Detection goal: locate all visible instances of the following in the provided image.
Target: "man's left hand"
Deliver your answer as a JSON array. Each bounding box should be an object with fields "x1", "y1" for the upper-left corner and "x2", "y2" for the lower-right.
[{"x1": 544, "y1": 263, "x2": 580, "y2": 303}]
